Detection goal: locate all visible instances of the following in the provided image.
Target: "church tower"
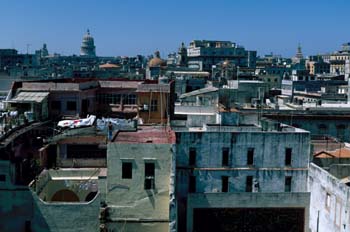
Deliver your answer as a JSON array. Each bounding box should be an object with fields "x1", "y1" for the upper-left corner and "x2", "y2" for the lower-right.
[
  {"x1": 295, "y1": 43, "x2": 304, "y2": 60},
  {"x1": 177, "y1": 42, "x2": 188, "y2": 67}
]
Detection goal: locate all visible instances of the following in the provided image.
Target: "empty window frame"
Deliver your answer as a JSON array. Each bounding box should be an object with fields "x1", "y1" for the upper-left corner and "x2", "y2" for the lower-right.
[
  {"x1": 144, "y1": 163, "x2": 155, "y2": 190},
  {"x1": 222, "y1": 176, "x2": 229, "y2": 192},
  {"x1": 189, "y1": 148, "x2": 196, "y2": 166},
  {"x1": 285, "y1": 176, "x2": 292, "y2": 192},
  {"x1": 122, "y1": 162, "x2": 132, "y2": 179},
  {"x1": 246, "y1": 176, "x2": 253, "y2": 192},
  {"x1": 247, "y1": 148, "x2": 254, "y2": 165},
  {"x1": 222, "y1": 147, "x2": 229, "y2": 166},
  {"x1": 285, "y1": 148, "x2": 292, "y2": 166}
]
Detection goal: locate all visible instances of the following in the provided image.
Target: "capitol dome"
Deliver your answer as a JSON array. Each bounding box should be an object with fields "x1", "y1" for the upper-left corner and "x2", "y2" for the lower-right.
[
  {"x1": 80, "y1": 29, "x2": 96, "y2": 57},
  {"x1": 148, "y1": 51, "x2": 166, "y2": 67}
]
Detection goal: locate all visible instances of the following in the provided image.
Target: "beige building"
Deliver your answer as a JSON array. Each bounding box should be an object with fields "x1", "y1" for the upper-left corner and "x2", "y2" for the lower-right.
[{"x1": 106, "y1": 126, "x2": 176, "y2": 232}]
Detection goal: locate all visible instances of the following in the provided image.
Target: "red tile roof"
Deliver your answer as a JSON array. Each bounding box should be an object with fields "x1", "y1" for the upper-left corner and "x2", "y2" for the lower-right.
[{"x1": 314, "y1": 147, "x2": 350, "y2": 158}]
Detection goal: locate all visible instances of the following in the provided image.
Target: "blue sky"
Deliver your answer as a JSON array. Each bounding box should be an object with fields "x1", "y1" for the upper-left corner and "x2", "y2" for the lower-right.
[{"x1": 0, "y1": 0, "x2": 349, "y2": 57}]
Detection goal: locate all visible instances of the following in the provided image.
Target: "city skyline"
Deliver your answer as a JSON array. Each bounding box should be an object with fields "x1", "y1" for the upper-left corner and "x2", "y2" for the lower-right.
[{"x1": 0, "y1": 0, "x2": 349, "y2": 57}]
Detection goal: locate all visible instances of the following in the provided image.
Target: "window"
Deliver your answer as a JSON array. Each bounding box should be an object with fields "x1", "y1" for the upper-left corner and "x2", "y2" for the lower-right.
[
  {"x1": 222, "y1": 176, "x2": 229, "y2": 192},
  {"x1": 326, "y1": 193, "x2": 331, "y2": 210},
  {"x1": 247, "y1": 148, "x2": 254, "y2": 165},
  {"x1": 189, "y1": 148, "x2": 196, "y2": 166},
  {"x1": 144, "y1": 163, "x2": 155, "y2": 190},
  {"x1": 285, "y1": 176, "x2": 292, "y2": 192},
  {"x1": 122, "y1": 162, "x2": 132, "y2": 179},
  {"x1": 66, "y1": 101, "x2": 77, "y2": 111},
  {"x1": 189, "y1": 175, "x2": 196, "y2": 193},
  {"x1": 51, "y1": 101, "x2": 61, "y2": 110},
  {"x1": 246, "y1": 176, "x2": 253, "y2": 192},
  {"x1": 123, "y1": 94, "x2": 136, "y2": 105},
  {"x1": 0, "y1": 174, "x2": 5, "y2": 182},
  {"x1": 285, "y1": 148, "x2": 292, "y2": 166},
  {"x1": 222, "y1": 148, "x2": 229, "y2": 166},
  {"x1": 66, "y1": 145, "x2": 106, "y2": 159},
  {"x1": 150, "y1": 99, "x2": 158, "y2": 111}
]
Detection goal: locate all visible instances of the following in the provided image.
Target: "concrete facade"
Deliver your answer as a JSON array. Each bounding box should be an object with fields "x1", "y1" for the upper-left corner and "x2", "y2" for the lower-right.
[
  {"x1": 106, "y1": 127, "x2": 176, "y2": 231},
  {"x1": 0, "y1": 166, "x2": 101, "y2": 232},
  {"x1": 309, "y1": 163, "x2": 350, "y2": 232},
  {"x1": 174, "y1": 122, "x2": 310, "y2": 231}
]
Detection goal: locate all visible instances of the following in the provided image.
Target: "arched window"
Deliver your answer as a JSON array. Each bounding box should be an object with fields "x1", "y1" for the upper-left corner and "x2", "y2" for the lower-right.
[
  {"x1": 85, "y1": 191, "x2": 98, "y2": 202},
  {"x1": 51, "y1": 189, "x2": 79, "y2": 202}
]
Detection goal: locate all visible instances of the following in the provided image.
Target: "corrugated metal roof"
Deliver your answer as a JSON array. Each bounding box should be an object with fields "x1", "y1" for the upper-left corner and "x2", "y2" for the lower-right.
[
  {"x1": 179, "y1": 86, "x2": 218, "y2": 99},
  {"x1": 10, "y1": 91, "x2": 49, "y2": 103}
]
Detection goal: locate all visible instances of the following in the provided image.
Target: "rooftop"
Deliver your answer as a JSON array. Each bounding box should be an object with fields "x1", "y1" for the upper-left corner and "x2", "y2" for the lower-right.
[{"x1": 113, "y1": 126, "x2": 175, "y2": 144}]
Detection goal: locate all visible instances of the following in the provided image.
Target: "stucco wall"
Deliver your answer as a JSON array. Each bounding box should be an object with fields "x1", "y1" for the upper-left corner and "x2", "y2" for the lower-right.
[
  {"x1": 309, "y1": 163, "x2": 350, "y2": 232},
  {"x1": 175, "y1": 130, "x2": 310, "y2": 231},
  {"x1": 107, "y1": 143, "x2": 174, "y2": 230},
  {"x1": 31, "y1": 192, "x2": 100, "y2": 232}
]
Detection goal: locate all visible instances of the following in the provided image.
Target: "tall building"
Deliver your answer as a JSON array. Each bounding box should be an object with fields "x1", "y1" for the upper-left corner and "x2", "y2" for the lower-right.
[
  {"x1": 186, "y1": 40, "x2": 256, "y2": 72},
  {"x1": 80, "y1": 29, "x2": 96, "y2": 57}
]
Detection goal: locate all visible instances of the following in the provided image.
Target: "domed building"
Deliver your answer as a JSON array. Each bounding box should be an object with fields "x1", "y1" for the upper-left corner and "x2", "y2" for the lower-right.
[
  {"x1": 148, "y1": 51, "x2": 166, "y2": 68},
  {"x1": 146, "y1": 51, "x2": 167, "y2": 79},
  {"x1": 80, "y1": 29, "x2": 96, "y2": 57}
]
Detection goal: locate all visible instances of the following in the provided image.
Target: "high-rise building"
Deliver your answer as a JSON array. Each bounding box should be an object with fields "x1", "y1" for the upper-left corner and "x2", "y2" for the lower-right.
[
  {"x1": 80, "y1": 29, "x2": 96, "y2": 57},
  {"x1": 186, "y1": 40, "x2": 256, "y2": 71}
]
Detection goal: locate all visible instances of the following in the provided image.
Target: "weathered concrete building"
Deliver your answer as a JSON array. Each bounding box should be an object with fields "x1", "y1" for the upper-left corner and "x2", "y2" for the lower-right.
[
  {"x1": 186, "y1": 40, "x2": 257, "y2": 72},
  {"x1": 173, "y1": 114, "x2": 311, "y2": 231},
  {"x1": 309, "y1": 161, "x2": 350, "y2": 232},
  {"x1": 6, "y1": 78, "x2": 175, "y2": 124},
  {"x1": 105, "y1": 126, "x2": 176, "y2": 231}
]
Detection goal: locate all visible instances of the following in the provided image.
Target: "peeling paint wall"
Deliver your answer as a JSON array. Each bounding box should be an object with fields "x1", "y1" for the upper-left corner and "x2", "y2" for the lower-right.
[
  {"x1": 175, "y1": 129, "x2": 310, "y2": 231},
  {"x1": 0, "y1": 161, "x2": 101, "y2": 232},
  {"x1": 107, "y1": 143, "x2": 174, "y2": 231},
  {"x1": 309, "y1": 163, "x2": 350, "y2": 232}
]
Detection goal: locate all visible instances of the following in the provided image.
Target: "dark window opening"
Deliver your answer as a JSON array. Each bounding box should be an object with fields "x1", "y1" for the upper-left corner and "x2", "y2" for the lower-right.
[
  {"x1": 189, "y1": 148, "x2": 196, "y2": 166},
  {"x1": 66, "y1": 101, "x2": 77, "y2": 111},
  {"x1": 222, "y1": 147, "x2": 229, "y2": 166},
  {"x1": 189, "y1": 175, "x2": 196, "y2": 193},
  {"x1": 222, "y1": 176, "x2": 229, "y2": 192},
  {"x1": 246, "y1": 176, "x2": 253, "y2": 192},
  {"x1": 122, "y1": 162, "x2": 132, "y2": 179},
  {"x1": 150, "y1": 99, "x2": 158, "y2": 111},
  {"x1": 51, "y1": 101, "x2": 61, "y2": 110},
  {"x1": 285, "y1": 148, "x2": 292, "y2": 166},
  {"x1": 285, "y1": 176, "x2": 292, "y2": 192},
  {"x1": 247, "y1": 148, "x2": 254, "y2": 165},
  {"x1": 0, "y1": 174, "x2": 6, "y2": 182},
  {"x1": 144, "y1": 163, "x2": 155, "y2": 190},
  {"x1": 66, "y1": 145, "x2": 106, "y2": 159}
]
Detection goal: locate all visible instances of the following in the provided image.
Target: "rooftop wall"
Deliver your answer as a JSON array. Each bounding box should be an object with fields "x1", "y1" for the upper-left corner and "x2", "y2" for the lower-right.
[{"x1": 309, "y1": 163, "x2": 350, "y2": 232}]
